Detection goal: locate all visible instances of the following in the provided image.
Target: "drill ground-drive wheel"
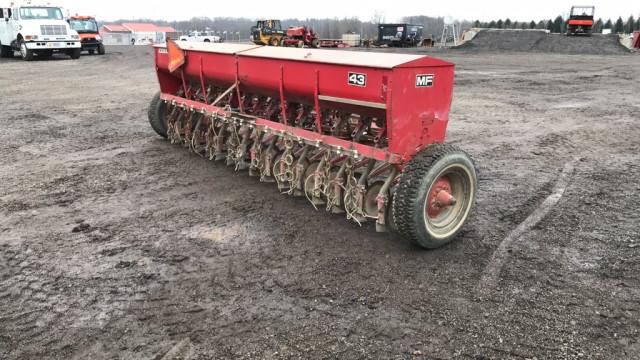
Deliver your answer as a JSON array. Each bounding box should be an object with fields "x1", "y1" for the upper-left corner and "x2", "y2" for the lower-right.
[
  {"x1": 148, "y1": 92, "x2": 168, "y2": 138},
  {"x1": 393, "y1": 144, "x2": 477, "y2": 249}
]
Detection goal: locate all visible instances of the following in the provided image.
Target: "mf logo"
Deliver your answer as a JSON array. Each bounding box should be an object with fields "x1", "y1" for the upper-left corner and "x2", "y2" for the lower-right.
[{"x1": 416, "y1": 74, "x2": 434, "y2": 87}]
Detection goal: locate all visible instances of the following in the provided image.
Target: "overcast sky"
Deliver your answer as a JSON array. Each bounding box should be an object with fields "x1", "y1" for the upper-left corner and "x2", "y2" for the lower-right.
[{"x1": 60, "y1": 0, "x2": 637, "y2": 22}]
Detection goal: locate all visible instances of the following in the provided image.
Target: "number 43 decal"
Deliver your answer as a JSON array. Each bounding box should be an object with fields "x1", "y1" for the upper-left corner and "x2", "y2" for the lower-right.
[{"x1": 348, "y1": 72, "x2": 367, "y2": 87}]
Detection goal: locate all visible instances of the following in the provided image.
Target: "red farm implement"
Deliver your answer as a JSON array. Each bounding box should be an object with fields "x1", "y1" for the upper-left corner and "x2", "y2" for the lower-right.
[
  {"x1": 148, "y1": 40, "x2": 477, "y2": 248},
  {"x1": 281, "y1": 26, "x2": 320, "y2": 48}
]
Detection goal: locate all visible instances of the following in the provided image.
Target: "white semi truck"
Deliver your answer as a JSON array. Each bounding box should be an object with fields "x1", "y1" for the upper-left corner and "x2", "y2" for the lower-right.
[{"x1": 0, "y1": 1, "x2": 81, "y2": 60}]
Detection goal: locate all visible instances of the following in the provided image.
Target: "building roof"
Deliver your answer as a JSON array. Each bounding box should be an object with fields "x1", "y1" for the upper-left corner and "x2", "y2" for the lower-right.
[
  {"x1": 102, "y1": 23, "x2": 177, "y2": 34},
  {"x1": 102, "y1": 24, "x2": 130, "y2": 32},
  {"x1": 155, "y1": 26, "x2": 178, "y2": 33},
  {"x1": 121, "y1": 23, "x2": 176, "y2": 33}
]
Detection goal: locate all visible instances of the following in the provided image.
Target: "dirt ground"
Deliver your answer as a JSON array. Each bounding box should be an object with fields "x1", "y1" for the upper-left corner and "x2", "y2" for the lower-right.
[{"x1": 0, "y1": 46, "x2": 638, "y2": 359}]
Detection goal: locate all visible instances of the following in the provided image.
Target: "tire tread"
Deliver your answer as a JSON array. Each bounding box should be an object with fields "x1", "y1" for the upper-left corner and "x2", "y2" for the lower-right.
[{"x1": 392, "y1": 144, "x2": 475, "y2": 247}]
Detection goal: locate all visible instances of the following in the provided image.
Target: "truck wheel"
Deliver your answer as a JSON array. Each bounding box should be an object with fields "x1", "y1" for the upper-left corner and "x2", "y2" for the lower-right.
[
  {"x1": 0, "y1": 43, "x2": 13, "y2": 58},
  {"x1": 148, "y1": 91, "x2": 168, "y2": 138},
  {"x1": 392, "y1": 144, "x2": 477, "y2": 249},
  {"x1": 19, "y1": 41, "x2": 34, "y2": 61},
  {"x1": 98, "y1": 44, "x2": 106, "y2": 55},
  {"x1": 311, "y1": 39, "x2": 319, "y2": 48},
  {"x1": 269, "y1": 37, "x2": 280, "y2": 46},
  {"x1": 204, "y1": 39, "x2": 211, "y2": 43},
  {"x1": 69, "y1": 48, "x2": 81, "y2": 59}
]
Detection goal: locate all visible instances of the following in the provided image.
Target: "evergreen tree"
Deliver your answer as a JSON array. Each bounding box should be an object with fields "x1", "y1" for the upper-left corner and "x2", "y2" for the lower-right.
[
  {"x1": 488, "y1": 20, "x2": 497, "y2": 28},
  {"x1": 594, "y1": 18, "x2": 603, "y2": 33},
  {"x1": 604, "y1": 19, "x2": 613, "y2": 29},
  {"x1": 625, "y1": 16, "x2": 635, "y2": 33},
  {"x1": 546, "y1": 19, "x2": 554, "y2": 31},
  {"x1": 636, "y1": 18, "x2": 640, "y2": 32},
  {"x1": 496, "y1": 19, "x2": 504, "y2": 29},
  {"x1": 473, "y1": 20, "x2": 480, "y2": 28},
  {"x1": 504, "y1": 18, "x2": 512, "y2": 28},
  {"x1": 614, "y1": 17, "x2": 624, "y2": 33},
  {"x1": 553, "y1": 16, "x2": 564, "y2": 33},
  {"x1": 529, "y1": 20, "x2": 537, "y2": 29},
  {"x1": 537, "y1": 20, "x2": 546, "y2": 29},
  {"x1": 512, "y1": 21, "x2": 519, "y2": 29}
]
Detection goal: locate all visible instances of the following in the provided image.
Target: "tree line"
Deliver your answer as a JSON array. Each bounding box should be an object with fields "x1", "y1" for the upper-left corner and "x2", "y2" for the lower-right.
[
  {"x1": 104, "y1": 14, "x2": 638, "y2": 41},
  {"x1": 473, "y1": 15, "x2": 640, "y2": 34},
  {"x1": 105, "y1": 16, "x2": 468, "y2": 40}
]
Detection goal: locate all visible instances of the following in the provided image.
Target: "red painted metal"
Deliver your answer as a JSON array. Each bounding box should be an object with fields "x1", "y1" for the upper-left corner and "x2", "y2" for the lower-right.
[
  {"x1": 153, "y1": 43, "x2": 455, "y2": 163},
  {"x1": 281, "y1": 26, "x2": 318, "y2": 47},
  {"x1": 633, "y1": 32, "x2": 640, "y2": 49},
  {"x1": 426, "y1": 176, "x2": 455, "y2": 219},
  {"x1": 567, "y1": 19, "x2": 594, "y2": 26}
]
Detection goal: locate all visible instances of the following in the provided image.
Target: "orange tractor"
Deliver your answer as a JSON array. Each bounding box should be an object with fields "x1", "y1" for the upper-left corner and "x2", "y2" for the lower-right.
[{"x1": 68, "y1": 15, "x2": 105, "y2": 55}]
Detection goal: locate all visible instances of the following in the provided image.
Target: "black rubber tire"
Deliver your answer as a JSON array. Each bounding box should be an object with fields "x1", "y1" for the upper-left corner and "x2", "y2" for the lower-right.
[
  {"x1": 19, "y1": 40, "x2": 34, "y2": 61},
  {"x1": 98, "y1": 44, "x2": 105, "y2": 55},
  {"x1": 148, "y1": 92, "x2": 168, "y2": 138},
  {"x1": 69, "y1": 48, "x2": 81, "y2": 59},
  {"x1": 0, "y1": 42, "x2": 13, "y2": 58},
  {"x1": 392, "y1": 144, "x2": 477, "y2": 249}
]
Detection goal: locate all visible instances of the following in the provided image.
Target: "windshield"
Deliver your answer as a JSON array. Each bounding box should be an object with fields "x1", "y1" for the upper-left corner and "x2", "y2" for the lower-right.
[
  {"x1": 69, "y1": 19, "x2": 98, "y2": 33},
  {"x1": 19, "y1": 7, "x2": 63, "y2": 20}
]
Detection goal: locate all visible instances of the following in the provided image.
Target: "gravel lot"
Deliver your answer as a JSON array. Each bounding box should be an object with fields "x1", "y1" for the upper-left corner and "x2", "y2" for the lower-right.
[{"x1": 0, "y1": 45, "x2": 638, "y2": 359}]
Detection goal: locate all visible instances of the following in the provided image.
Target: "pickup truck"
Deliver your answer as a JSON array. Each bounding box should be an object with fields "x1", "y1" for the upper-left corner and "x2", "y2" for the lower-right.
[{"x1": 179, "y1": 31, "x2": 221, "y2": 43}]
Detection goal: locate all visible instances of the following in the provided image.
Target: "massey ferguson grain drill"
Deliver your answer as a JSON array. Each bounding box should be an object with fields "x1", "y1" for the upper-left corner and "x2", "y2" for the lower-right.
[{"x1": 147, "y1": 40, "x2": 477, "y2": 248}]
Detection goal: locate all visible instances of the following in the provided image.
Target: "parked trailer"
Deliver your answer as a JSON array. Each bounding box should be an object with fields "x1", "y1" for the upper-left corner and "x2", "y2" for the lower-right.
[
  {"x1": 147, "y1": 41, "x2": 477, "y2": 248},
  {"x1": 318, "y1": 39, "x2": 348, "y2": 48}
]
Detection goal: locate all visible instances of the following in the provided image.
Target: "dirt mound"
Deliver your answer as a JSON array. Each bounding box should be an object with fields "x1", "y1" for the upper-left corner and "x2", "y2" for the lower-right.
[{"x1": 458, "y1": 30, "x2": 630, "y2": 55}]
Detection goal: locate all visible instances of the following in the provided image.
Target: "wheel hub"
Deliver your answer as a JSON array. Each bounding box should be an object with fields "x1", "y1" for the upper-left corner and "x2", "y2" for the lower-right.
[{"x1": 427, "y1": 176, "x2": 456, "y2": 219}]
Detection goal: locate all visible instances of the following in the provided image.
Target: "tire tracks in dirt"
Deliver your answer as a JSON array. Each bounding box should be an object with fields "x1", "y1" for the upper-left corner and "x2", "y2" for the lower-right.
[{"x1": 477, "y1": 160, "x2": 576, "y2": 293}]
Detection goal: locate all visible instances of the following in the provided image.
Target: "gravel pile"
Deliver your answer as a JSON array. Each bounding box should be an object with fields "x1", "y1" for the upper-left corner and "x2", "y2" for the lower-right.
[{"x1": 458, "y1": 30, "x2": 630, "y2": 55}]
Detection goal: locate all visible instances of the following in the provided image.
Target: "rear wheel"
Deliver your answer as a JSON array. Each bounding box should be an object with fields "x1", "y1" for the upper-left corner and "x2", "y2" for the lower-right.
[
  {"x1": 148, "y1": 91, "x2": 168, "y2": 138},
  {"x1": 98, "y1": 43, "x2": 106, "y2": 55},
  {"x1": 311, "y1": 38, "x2": 319, "y2": 48},
  {"x1": 393, "y1": 144, "x2": 477, "y2": 249},
  {"x1": 0, "y1": 42, "x2": 13, "y2": 58}
]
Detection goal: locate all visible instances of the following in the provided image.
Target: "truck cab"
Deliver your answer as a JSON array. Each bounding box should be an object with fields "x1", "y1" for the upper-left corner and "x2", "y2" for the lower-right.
[
  {"x1": 68, "y1": 15, "x2": 104, "y2": 55},
  {"x1": 0, "y1": 1, "x2": 81, "y2": 60}
]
